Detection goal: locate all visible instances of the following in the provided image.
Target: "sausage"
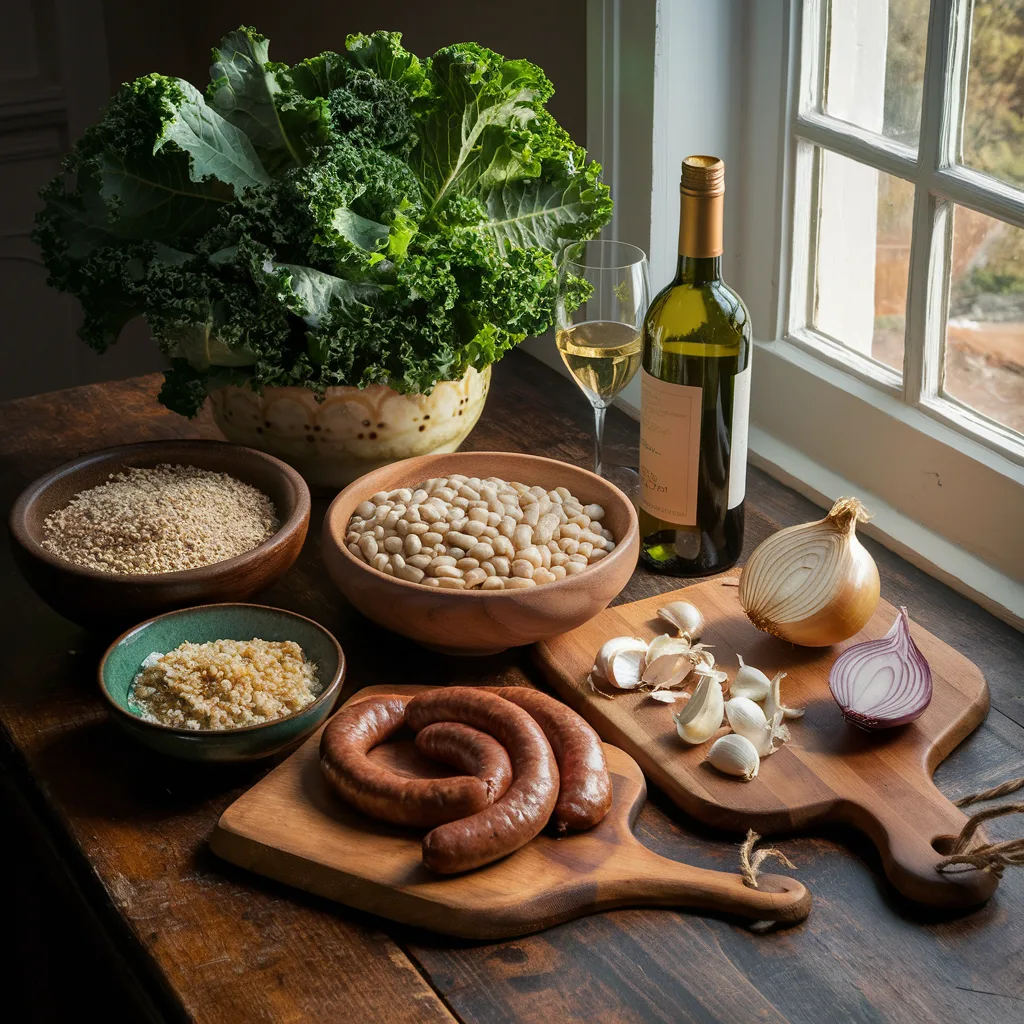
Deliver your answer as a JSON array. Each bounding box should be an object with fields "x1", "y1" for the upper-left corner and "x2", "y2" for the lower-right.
[
  {"x1": 320, "y1": 694, "x2": 507, "y2": 827},
  {"x1": 485, "y1": 686, "x2": 612, "y2": 832},
  {"x1": 405, "y1": 687, "x2": 559, "y2": 873},
  {"x1": 414, "y1": 722, "x2": 512, "y2": 804}
]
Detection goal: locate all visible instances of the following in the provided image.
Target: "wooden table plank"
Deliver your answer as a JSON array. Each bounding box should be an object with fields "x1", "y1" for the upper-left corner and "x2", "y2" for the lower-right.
[{"x1": 2, "y1": 351, "x2": 1023, "y2": 1024}]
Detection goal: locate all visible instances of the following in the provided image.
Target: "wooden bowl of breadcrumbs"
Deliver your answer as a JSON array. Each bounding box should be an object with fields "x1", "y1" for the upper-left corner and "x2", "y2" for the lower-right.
[{"x1": 9, "y1": 440, "x2": 310, "y2": 630}]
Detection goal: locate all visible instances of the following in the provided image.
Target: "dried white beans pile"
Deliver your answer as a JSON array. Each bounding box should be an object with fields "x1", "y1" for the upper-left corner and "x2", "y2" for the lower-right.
[{"x1": 345, "y1": 475, "x2": 616, "y2": 590}]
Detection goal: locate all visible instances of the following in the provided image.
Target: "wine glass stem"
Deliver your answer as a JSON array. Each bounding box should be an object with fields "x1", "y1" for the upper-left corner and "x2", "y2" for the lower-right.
[{"x1": 592, "y1": 404, "x2": 606, "y2": 476}]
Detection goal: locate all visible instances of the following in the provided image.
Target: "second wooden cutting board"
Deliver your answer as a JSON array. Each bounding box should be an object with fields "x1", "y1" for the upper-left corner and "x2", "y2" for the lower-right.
[{"x1": 534, "y1": 572, "x2": 995, "y2": 910}]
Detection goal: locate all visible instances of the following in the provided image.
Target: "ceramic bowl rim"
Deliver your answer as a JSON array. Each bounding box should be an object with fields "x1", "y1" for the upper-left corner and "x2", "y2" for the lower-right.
[
  {"x1": 9, "y1": 439, "x2": 311, "y2": 586},
  {"x1": 97, "y1": 602, "x2": 346, "y2": 736},
  {"x1": 324, "y1": 451, "x2": 639, "y2": 599}
]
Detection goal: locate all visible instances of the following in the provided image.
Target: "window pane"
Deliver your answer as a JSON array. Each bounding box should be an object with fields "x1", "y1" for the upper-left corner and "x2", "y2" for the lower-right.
[
  {"x1": 825, "y1": 0, "x2": 930, "y2": 146},
  {"x1": 813, "y1": 148, "x2": 913, "y2": 373},
  {"x1": 961, "y1": 1, "x2": 1024, "y2": 189},
  {"x1": 944, "y1": 206, "x2": 1024, "y2": 434}
]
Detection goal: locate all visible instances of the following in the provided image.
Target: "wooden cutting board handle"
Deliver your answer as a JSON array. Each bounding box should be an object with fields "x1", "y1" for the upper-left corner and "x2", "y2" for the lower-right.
[
  {"x1": 837, "y1": 777, "x2": 998, "y2": 909},
  {"x1": 598, "y1": 841, "x2": 812, "y2": 925}
]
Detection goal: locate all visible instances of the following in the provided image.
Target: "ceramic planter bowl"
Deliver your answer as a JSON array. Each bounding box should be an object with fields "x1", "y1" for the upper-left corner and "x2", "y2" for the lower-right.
[
  {"x1": 209, "y1": 365, "x2": 491, "y2": 492},
  {"x1": 9, "y1": 440, "x2": 310, "y2": 631},
  {"x1": 98, "y1": 603, "x2": 345, "y2": 762},
  {"x1": 322, "y1": 452, "x2": 640, "y2": 656}
]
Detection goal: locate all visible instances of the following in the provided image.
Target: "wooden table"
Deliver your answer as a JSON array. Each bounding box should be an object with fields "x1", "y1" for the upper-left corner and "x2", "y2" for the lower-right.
[{"x1": 2, "y1": 351, "x2": 1022, "y2": 1024}]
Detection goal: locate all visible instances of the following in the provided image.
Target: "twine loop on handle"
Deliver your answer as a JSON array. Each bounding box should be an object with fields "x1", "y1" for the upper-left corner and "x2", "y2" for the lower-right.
[
  {"x1": 937, "y1": 776, "x2": 1024, "y2": 879},
  {"x1": 739, "y1": 830, "x2": 796, "y2": 889}
]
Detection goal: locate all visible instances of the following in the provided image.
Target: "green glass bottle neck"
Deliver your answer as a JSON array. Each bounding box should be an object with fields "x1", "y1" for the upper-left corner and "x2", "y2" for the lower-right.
[{"x1": 676, "y1": 254, "x2": 722, "y2": 285}]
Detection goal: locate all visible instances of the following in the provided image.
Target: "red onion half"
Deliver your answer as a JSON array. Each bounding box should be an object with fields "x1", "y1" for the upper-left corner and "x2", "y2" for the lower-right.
[{"x1": 828, "y1": 607, "x2": 932, "y2": 730}]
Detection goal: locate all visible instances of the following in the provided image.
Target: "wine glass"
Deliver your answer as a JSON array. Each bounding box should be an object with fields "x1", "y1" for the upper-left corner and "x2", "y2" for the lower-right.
[{"x1": 555, "y1": 240, "x2": 650, "y2": 496}]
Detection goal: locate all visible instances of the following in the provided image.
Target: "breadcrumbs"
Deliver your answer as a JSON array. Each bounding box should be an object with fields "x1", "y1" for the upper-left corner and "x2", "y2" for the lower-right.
[
  {"x1": 129, "y1": 638, "x2": 321, "y2": 730},
  {"x1": 42, "y1": 464, "x2": 279, "y2": 575}
]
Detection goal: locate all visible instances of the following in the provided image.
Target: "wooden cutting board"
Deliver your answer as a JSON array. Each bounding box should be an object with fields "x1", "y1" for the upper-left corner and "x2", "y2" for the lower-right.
[
  {"x1": 534, "y1": 574, "x2": 995, "y2": 910},
  {"x1": 211, "y1": 685, "x2": 811, "y2": 938}
]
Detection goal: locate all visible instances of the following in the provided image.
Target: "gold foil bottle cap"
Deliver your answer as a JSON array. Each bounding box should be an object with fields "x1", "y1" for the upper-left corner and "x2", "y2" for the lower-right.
[{"x1": 680, "y1": 155, "x2": 725, "y2": 197}]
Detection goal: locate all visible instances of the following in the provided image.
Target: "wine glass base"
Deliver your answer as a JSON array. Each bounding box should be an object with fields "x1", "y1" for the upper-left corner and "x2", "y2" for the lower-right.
[{"x1": 598, "y1": 463, "x2": 640, "y2": 504}]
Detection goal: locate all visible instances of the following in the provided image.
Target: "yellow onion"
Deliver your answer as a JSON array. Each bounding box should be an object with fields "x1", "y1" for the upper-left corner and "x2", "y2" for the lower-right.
[{"x1": 739, "y1": 497, "x2": 879, "y2": 647}]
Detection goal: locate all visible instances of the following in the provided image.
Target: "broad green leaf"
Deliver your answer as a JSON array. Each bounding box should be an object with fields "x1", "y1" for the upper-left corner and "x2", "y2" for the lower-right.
[
  {"x1": 270, "y1": 262, "x2": 381, "y2": 327},
  {"x1": 333, "y1": 208, "x2": 389, "y2": 251},
  {"x1": 156, "y1": 79, "x2": 270, "y2": 190},
  {"x1": 413, "y1": 47, "x2": 546, "y2": 211},
  {"x1": 345, "y1": 32, "x2": 427, "y2": 95},
  {"x1": 479, "y1": 176, "x2": 610, "y2": 254},
  {"x1": 99, "y1": 149, "x2": 231, "y2": 241},
  {"x1": 208, "y1": 27, "x2": 325, "y2": 169}
]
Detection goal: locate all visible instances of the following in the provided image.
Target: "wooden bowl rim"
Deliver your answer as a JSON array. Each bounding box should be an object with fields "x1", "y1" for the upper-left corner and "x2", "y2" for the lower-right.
[
  {"x1": 9, "y1": 439, "x2": 311, "y2": 587},
  {"x1": 97, "y1": 602, "x2": 346, "y2": 736},
  {"x1": 324, "y1": 451, "x2": 639, "y2": 600}
]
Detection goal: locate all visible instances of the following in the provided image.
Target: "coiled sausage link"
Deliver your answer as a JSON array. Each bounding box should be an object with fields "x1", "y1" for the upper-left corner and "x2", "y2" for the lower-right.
[
  {"x1": 485, "y1": 686, "x2": 612, "y2": 832},
  {"x1": 320, "y1": 694, "x2": 511, "y2": 827},
  {"x1": 414, "y1": 722, "x2": 512, "y2": 805},
  {"x1": 405, "y1": 687, "x2": 559, "y2": 874}
]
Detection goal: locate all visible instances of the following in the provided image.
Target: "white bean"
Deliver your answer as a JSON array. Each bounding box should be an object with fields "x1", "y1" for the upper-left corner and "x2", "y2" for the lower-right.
[
  {"x1": 493, "y1": 535, "x2": 515, "y2": 558},
  {"x1": 452, "y1": 496, "x2": 470, "y2": 510},
  {"x1": 407, "y1": 522, "x2": 430, "y2": 535},
  {"x1": 404, "y1": 534, "x2": 422, "y2": 556},
  {"x1": 590, "y1": 547, "x2": 608, "y2": 561},
  {"x1": 481, "y1": 576, "x2": 505, "y2": 590},
  {"x1": 447, "y1": 547, "x2": 467, "y2": 560},
  {"x1": 422, "y1": 531, "x2": 443, "y2": 547},
  {"x1": 456, "y1": 558, "x2": 480, "y2": 571},
  {"x1": 430, "y1": 555, "x2": 457, "y2": 568},
  {"x1": 391, "y1": 553, "x2": 406, "y2": 570},
  {"x1": 551, "y1": 551, "x2": 570, "y2": 567},
  {"x1": 423, "y1": 577, "x2": 441, "y2": 588},
  {"x1": 412, "y1": 488, "x2": 428, "y2": 503},
  {"x1": 535, "y1": 513, "x2": 560, "y2": 545},
  {"x1": 396, "y1": 564, "x2": 425, "y2": 583},
  {"x1": 481, "y1": 526, "x2": 499, "y2": 539},
  {"x1": 559, "y1": 538, "x2": 579, "y2": 555},
  {"x1": 434, "y1": 565, "x2": 463, "y2": 579},
  {"x1": 512, "y1": 524, "x2": 533, "y2": 551},
  {"x1": 371, "y1": 552, "x2": 390, "y2": 572},
  {"x1": 464, "y1": 568, "x2": 488, "y2": 588},
  {"x1": 577, "y1": 542, "x2": 594, "y2": 559},
  {"x1": 549, "y1": 564, "x2": 567, "y2": 579},
  {"x1": 396, "y1": 519, "x2": 410, "y2": 537},
  {"x1": 533, "y1": 567, "x2": 556, "y2": 585},
  {"x1": 538, "y1": 544, "x2": 551, "y2": 569},
  {"x1": 512, "y1": 559, "x2": 535, "y2": 579},
  {"x1": 505, "y1": 577, "x2": 537, "y2": 589},
  {"x1": 407, "y1": 553, "x2": 432, "y2": 569},
  {"x1": 384, "y1": 536, "x2": 404, "y2": 554},
  {"x1": 355, "y1": 500, "x2": 376, "y2": 519},
  {"x1": 583, "y1": 504, "x2": 605, "y2": 520},
  {"x1": 468, "y1": 542, "x2": 495, "y2": 561},
  {"x1": 403, "y1": 506, "x2": 422, "y2": 524},
  {"x1": 371, "y1": 491, "x2": 389, "y2": 504},
  {"x1": 464, "y1": 520, "x2": 486, "y2": 537},
  {"x1": 491, "y1": 556, "x2": 511, "y2": 577},
  {"x1": 468, "y1": 506, "x2": 489, "y2": 523},
  {"x1": 358, "y1": 535, "x2": 378, "y2": 558},
  {"x1": 438, "y1": 577, "x2": 466, "y2": 589},
  {"x1": 347, "y1": 542, "x2": 361, "y2": 558},
  {"x1": 564, "y1": 560, "x2": 586, "y2": 575},
  {"x1": 523, "y1": 503, "x2": 541, "y2": 527},
  {"x1": 480, "y1": 560, "x2": 497, "y2": 576},
  {"x1": 518, "y1": 546, "x2": 543, "y2": 568},
  {"x1": 459, "y1": 485, "x2": 481, "y2": 500},
  {"x1": 560, "y1": 522, "x2": 582, "y2": 540}
]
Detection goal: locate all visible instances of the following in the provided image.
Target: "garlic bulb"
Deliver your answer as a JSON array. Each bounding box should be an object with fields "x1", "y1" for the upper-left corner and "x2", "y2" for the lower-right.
[
  {"x1": 707, "y1": 734, "x2": 760, "y2": 780},
  {"x1": 725, "y1": 697, "x2": 775, "y2": 756},
  {"x1": 592, "y1": 636, "x2": 649, "y2": 690},
  {"x1": 738, "y1": 497, "x2": 880, "y2": 646},
  {"x1": 657, "y1": 601, "x2": 705, "y2": 638},
  {"x1": 729, "y1": 655, "x2": 771, "y2": 701},
  {"x1": 672, "y1": 675, "x2": 724, "y2": 744}
]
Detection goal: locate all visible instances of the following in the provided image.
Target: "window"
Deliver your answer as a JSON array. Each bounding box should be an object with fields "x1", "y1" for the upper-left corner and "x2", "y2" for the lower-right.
[{"x1": 789, "y1": 0, "x2": 1024, "y2": 458}]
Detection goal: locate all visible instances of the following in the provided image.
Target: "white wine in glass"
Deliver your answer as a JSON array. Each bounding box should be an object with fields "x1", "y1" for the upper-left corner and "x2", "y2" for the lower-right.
[{"x1": 555, "y1": 241, "x2": 650, "y2": 493}]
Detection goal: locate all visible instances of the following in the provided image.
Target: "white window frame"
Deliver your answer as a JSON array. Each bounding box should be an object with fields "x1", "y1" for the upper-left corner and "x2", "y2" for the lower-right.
[
  {"x1": 548, "y1": 0, "x2": 1024, "y2": 627},
  {"x1": 787, "y1": 0, "x2": 1024, "y2": 464}
]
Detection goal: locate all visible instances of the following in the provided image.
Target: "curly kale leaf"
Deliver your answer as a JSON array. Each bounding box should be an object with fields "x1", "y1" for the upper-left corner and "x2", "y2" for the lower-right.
[{"x1": 208, "y1": 26, "x2": 329, "y2": 171}]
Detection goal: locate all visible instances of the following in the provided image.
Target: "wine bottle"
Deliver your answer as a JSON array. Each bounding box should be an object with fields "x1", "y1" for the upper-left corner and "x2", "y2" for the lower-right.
[{"x1": 639, "y1": 155, "x2": 752, "y2": 576}]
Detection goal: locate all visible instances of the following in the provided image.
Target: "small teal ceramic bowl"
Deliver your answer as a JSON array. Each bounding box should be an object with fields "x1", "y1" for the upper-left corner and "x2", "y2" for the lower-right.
[{"x1": 98, "y1": 603, "x2": 345, "y2": 762}]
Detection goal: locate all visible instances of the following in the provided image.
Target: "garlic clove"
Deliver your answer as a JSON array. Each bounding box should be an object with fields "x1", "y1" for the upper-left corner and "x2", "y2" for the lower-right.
[
  {"x1": 672, "y1": 675, "x2": 724, "y2": 745},
  {"x1": 729, "y1": 654, "x2": 772, "y2": 702},
  {"x1": 642, "y1": 655, "x2": 694, "y2": 688},
  {"x1": 707, "y1": 733, "x2": 760, "y2": 780},
  {"x1": 657, "y1": 600, "x2": 705, "y2": 639},
  {"x1": 593, "y1": 636, "x2": 649, "y2": 689},
  {"x1": 725, "y1": 696, "x2": 775, "y2": 756},
  {"x1": 692, "y1": 662, "x2": 728, "y2": 687},
  {"x1": 645, "y1": 633, "x2": 693, "y2": 665}
]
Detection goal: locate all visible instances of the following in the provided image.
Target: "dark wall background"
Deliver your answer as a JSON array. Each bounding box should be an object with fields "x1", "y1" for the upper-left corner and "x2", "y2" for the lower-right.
[{"x1": 0, "y1": 0, "x2": 586, "y2": 401}]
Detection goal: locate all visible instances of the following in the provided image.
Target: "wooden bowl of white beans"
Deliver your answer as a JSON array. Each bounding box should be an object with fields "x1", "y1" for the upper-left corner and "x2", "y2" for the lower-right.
[{"x1": 322, "y1": 452, "x2": 639, "y2": 655}]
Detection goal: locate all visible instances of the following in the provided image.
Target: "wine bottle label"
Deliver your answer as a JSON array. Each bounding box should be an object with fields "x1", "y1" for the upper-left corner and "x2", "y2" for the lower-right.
[
  {"x1": 639, "y1": 369, "x2": 702, "y2": 526},
  {"x1": 727, "y1": 362, "x2": 751, "y2": 509}
]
